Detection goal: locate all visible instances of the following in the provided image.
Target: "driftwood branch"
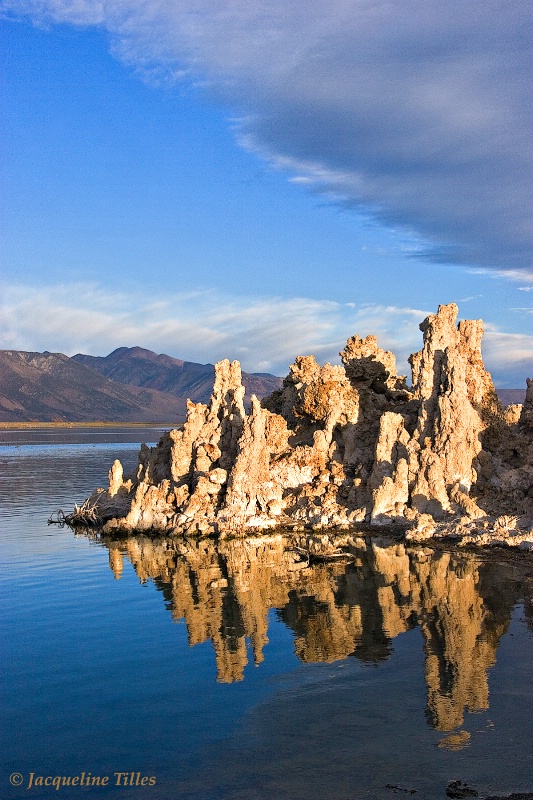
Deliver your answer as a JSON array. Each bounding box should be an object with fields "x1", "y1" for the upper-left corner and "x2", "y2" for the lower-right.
[{"x1": 48, "y1": 497, "x2": 103, "y2": 528}]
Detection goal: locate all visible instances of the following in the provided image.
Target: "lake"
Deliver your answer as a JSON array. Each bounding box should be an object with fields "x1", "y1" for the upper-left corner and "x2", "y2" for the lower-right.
[{"x1": 1, "y1": 430, "x2": 532, "y2": 800}]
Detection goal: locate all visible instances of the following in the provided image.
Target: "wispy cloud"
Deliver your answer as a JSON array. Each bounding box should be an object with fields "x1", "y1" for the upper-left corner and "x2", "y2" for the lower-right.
[
  {"x1": 468, "y1": 268, "x2": 533, "y2": 284},
  {"x1": 1, "y1": 283, "x2": 530, "y2": 386},
  {"x1": 483, "y1": 327, "x2": 533, "y2": 386},
  {"x1": 2, "y1": 0, "x2": 531, "y2": 276},
  {"x1": 0, "y1": 282, "x2": 425, "y2": 375}
]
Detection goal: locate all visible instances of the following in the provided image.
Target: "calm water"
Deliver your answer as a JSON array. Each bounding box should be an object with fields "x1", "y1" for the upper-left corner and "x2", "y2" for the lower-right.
[
  {"x1": 0, "y1": 426, "x2": 173, "y2": 447},
  {"x1": 1, "y1": 433, "x2": 532, "y2": 800}
]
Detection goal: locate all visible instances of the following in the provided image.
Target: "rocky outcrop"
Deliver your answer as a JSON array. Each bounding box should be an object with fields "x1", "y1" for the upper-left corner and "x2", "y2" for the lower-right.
[{"x1": 74, "y1": 304, "x2": 533, "y2": 548}]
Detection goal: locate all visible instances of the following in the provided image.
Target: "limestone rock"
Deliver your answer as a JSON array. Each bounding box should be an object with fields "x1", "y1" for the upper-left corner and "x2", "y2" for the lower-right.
[
  {"x1": 71, "y1": 304, "x2": 532, "y2": 547},
  {"x1": 108, "y1": 459, "x2": 125, "y2": 497},
  {"x1": 520, "y1": 378, "x2": 533, "y2": 429}
]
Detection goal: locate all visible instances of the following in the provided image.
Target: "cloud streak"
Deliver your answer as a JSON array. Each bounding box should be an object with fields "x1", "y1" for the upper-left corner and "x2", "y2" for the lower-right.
[
  {"x1": 0, "y1": 283, "x2": 530, "y2": 387},
  {"x1": 2, "y1": 0, "x2": 532, "y2": 274}
]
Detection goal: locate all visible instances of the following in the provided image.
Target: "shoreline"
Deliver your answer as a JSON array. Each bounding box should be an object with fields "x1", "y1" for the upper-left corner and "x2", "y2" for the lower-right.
[
  {"x1": 0, "y1": 421, "x2": 182, "y2": 429},
  {"x1": 70, "y1": 520, "x2": 533, "y2": 562}
]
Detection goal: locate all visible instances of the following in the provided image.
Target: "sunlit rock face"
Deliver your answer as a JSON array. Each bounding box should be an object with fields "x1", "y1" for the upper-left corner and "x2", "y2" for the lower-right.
[
  {"x1": 77, "y1": 304, "x2": 533, "y2": 548},
  {"x1": 100, "y1": 533, "x2": 525, "y2": 731}
]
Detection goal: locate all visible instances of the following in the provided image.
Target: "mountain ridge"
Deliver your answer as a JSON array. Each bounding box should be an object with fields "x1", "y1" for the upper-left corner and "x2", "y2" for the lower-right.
[
  {"x1": 0, "y1": 350, "x2": 187, "y2": 422},
  {"x1": 0, "y1": 347, "x2": 282, "y2": 423},
  {"x1": 72, "y1": 346, "x2": 283, "y2": 404},
  {"x1": 0, "y1": 346, "x2": 524, "y2": 423}
]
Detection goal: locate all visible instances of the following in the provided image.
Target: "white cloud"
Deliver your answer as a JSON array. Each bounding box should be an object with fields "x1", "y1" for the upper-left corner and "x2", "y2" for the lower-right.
[
  {"x1": 0, "y1": 282, "x2": 425, "y2": 375},
  {"x1": 468, "y1": 268, "x2": 533, "y2": 285},
  {"x1": 483, "y1": 328, "x2": 533, "y2": 387},
  {"x1": 1, "y1": 282, "x2": 530, "y2": 386},
  {"x1": 2, "y1": 0, "x2": 531, "y2": 275}
]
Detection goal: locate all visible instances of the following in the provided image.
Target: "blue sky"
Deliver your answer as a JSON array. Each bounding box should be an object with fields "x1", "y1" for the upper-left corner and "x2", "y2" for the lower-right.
[{"x1": 0, "y1": 1, "x2": 531, "y2": 386}]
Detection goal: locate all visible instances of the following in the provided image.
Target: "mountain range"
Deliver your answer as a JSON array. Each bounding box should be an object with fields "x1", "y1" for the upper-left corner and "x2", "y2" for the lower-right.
[
  {"x1": 72, "y1": 347, "x2": 282, "y2": 405},
  {"x1": 0, "y1": 346, "x2": 525, "y2": 424},
  {"x1": 0, "y1": 347, "x2": 283, "y2": 423},
  {"x1": 496, "y1": 389, "x2": 527, "y2": 407}
]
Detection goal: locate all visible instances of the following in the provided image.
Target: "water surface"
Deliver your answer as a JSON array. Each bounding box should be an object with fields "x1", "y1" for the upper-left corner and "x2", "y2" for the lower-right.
[
  {"x1": 1, "y1": 438, "x2": 532, "y2": 799},
  {"x1": 0, "y1": 425, "x2": 173, "y2": 447}
]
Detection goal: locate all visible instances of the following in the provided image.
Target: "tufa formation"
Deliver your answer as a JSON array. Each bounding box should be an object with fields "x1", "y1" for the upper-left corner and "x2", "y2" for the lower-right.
[{"x1": 73, "y1": 304, "x2": 533, "y2": 548}]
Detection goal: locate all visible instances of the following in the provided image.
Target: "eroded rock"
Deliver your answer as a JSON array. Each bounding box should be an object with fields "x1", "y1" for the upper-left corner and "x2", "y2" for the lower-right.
[{"x1": 73, "y1": 304, "x2": 533, "y2": 548}]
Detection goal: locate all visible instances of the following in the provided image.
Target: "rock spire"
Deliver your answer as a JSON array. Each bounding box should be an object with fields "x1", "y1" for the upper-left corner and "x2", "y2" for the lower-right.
[{"x1": 74, "y1": 304, "x2": 533, "y2": 548}]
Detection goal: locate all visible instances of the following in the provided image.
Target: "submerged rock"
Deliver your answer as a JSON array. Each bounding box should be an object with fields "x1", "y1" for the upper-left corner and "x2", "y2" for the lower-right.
[{"x1": 73, "y1": 304, "x2": 533, "y2": 548}]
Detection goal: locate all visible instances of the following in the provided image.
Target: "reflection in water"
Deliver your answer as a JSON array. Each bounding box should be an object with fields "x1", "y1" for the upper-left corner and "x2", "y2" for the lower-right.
[
  {"x1": 93, "y1": 531, "x2": 527, "y2": 734},
  {"x1": 437, "y1": 730, "x2": 471, "y2": 750}
]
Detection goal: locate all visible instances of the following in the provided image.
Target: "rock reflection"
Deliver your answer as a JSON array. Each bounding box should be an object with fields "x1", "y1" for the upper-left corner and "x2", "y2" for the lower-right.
[{"x1": 98, "y1": 532, "x2": 526, "y2": 731}]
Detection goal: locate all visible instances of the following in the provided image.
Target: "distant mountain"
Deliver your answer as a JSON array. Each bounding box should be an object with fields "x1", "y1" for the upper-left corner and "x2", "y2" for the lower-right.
[
  {"x1": 0, "y1": 350, "x2": 187, "y2": 422},
  {"x1": 0, "y1": 346, "x2": 523, "y2": 424},
  {"x1": 497, "y1": 388, "x2": 526, "y2": 407},
  {"x1": 72, "y1": 346, "x2": 283, "y2": 404}
]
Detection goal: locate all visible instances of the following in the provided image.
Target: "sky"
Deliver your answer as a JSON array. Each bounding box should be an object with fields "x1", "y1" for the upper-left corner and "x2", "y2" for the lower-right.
[{"x1": 0, "y1": 0, "x2": 531, "y2": 387}]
